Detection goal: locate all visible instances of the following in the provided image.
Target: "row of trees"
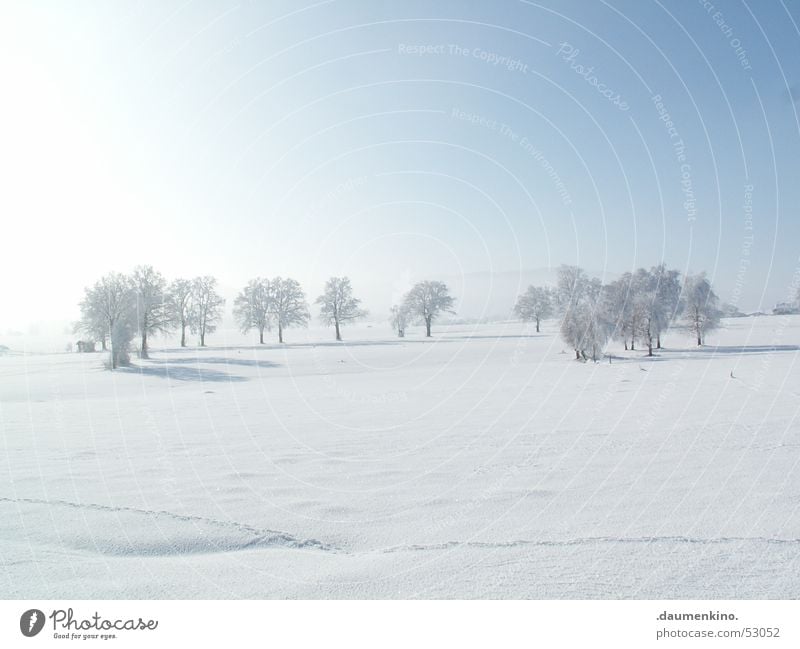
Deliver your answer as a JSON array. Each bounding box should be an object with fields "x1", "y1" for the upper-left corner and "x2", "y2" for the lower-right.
[
  {"x1": 78, "y1": 264, "x2": 721, "y2": 368},
  {"x1": 514, "y1": 265, "x2": 722, "y2": 361},
  {"x1": 232, "y1": 277, "x2": 457, "y2": 342},
  {"x1": 77, "y1": 270, "x2": 460, "y2": 368},
  {"x1": 77, "y1": 267, "x2": 226, "y2": 368}
]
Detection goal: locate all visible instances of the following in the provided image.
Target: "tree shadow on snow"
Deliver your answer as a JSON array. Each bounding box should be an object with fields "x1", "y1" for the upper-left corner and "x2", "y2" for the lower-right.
[
  {"x1": 605, "y1": 344, "x2": 800, "y2": 364},
  {"x1": 702, "y1": 344, "x2": 800, "y2": 355},
  {"x1": 215, "y1": 341, "x2": 406, "y2": 352},
  {"x1": 118, "y1": 363, "x2": 248, "y2": 383},
  {"x1": 434, "y1": 333, "x2": 543, "y2": 341},
  {"x1": 147, "y1": 356, "x2": 281, "y2": 370}
]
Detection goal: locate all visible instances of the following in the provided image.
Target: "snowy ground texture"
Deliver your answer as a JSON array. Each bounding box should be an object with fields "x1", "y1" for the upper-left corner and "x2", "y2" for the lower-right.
[{"x1": 2, "y1": 315, "x2": 800, "y2": 599}]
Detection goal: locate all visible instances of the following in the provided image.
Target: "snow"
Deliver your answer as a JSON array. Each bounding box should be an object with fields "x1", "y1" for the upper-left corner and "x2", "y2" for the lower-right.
[{"x1": 1, "y1": 316, "x2": 800, "y2": 598}]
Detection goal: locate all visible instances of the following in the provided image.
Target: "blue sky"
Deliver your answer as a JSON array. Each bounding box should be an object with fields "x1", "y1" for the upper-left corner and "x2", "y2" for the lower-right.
[{"x1": 1, "y1": 0, "x2": 798, "y2": 327}]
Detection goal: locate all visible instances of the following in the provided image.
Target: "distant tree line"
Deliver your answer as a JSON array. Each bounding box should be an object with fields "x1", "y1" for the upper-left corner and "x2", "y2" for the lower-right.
[{"x1": 514, "y1": 264, "x2": 722, "y2": 361}]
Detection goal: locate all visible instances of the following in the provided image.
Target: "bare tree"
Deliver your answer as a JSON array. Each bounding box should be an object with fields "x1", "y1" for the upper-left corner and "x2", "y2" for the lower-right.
[
  {"x1": 403, "y1": 280, "x2": 455, "y2": 337},
  {"x1": 132, "y1": 265, "x2": 172, "y2": 359},
  {"x1": 514, "y1": 285, "x2": 553, "y2": 332},
  {"x1": 268, "y1": 277, "x2": 309, "y2": 343},
  {"x1": 77, "y1": 272, "x2": 136, "y2": 368},
  {"x1": 316, "y1": 276, "x2": 367, "y2": 341},
  {"x1": 681, "y1": 273, "x2": 721, "y2": 345},
  {"x1": 389, "y1": 304, "x2": 409, "y2": 337},
  {"x1": 190, "y1": 276, "x2": 225, "y2": 346},
  {"x1": 167, "y1": 278, "x2": 193, "y2": 347},
  {"x1": 233, "y1": 278, "x2": 271, "y2": 344}
]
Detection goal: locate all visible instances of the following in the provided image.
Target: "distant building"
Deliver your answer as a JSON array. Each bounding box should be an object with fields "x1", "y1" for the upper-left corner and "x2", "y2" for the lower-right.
[
  {"x1": 75, "y1": 340, "x2": 96, "y2": 353},
  {"x1": 772, "y1": 302, "x2": 799, "y2": 315}
]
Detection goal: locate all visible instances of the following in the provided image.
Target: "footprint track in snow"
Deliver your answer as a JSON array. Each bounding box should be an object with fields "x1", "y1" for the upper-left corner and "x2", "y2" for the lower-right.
[{"x1": 0, "y1": 496, "x2": 337, "y2": 556}]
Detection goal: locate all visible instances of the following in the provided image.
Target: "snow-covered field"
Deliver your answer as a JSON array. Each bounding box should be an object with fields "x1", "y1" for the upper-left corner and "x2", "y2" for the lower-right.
[{"x1": 2, "y1": 316, "x2": 800, "y2": 599}]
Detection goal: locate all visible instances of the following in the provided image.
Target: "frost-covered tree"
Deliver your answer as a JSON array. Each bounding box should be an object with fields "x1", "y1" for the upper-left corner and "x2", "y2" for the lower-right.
[
  {"x1": 75, "y1": 295, "x2": 109, "y2": 352},
  {"x1": 315, "y1": 276, "x2": 366, "y2": 341},
  {"x1": 681, "y1": 273, "x2": 721, "y2": 345},
  {"x1": 583, "y1": 279, "x2": 615, "y2": 361},
  {"x1": 233, "y1": 278, "x2": 271, "y2": 344},
  {"x1": 109, "y1": 313, "x2": 136, "y2": 369},
  {"x1": 554, "y1": 265, "x2": 589, "y2": 316},
  {"x1": 403, "y1": 280, "x2": 455, "y2": 337},
  {"x1": 604, "y1": 266, "x2": 681, "y2": 354},
  {"x1": 558, "y1": 271, "x2": 613, "y2": 362},
  {"x1": 389, "y1": 304, "x2": 409, "y2": 337},
  {"x1": 267, "y1": 277, "x2": 309, "y2": 343},
  {"x1": 605, "y1": 273, "x2": 635, "y2": 350},
  {"x1": 650, "y1": 264, "x2": 682, "y2": 349},
  {"x1": 190, "y1": 276, "x2": 225, "y2": 346},
  {"x1": 77, "y1": 272, "x2": 136, "y2": 368},
  {"x1": 630, "y1": 268, "x2": 660, "y2": 356},
  {"x1": 514, "y1": 285, "x2": 553, "y2": 332},
  {"x1": 167, "y1": 278, "x2": 193, "y2": 347},
  {"x1": 132, "y1": 266, "x2": 172, "y2": 359}
]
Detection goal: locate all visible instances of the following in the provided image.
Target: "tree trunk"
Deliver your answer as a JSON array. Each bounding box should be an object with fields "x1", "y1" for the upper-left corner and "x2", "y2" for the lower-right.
[
  {"x1": 141, "y1": 331, "x2": 148, "y2": 359},
  {"x1": 278, "y1": 323, "x2": 283, "y2": 343},
  {"x1": 647, "y1": 341, "x2": 653, "y2": 356},
  {"x1": 656, "y1": 334, "x2": 661, "y2": 349},
  {"x1": 624, "y1": 340, "x2": 628, "y2": 351},
  {"x1": 180, "y1": 323, "x2": 186, "y2": 347},
  {"x1": 200, "y1": 331, "x2": 205, "y2": 347},
  {"x1": 535, "y1": 318, "x2": 540, "y2": 333},
  {"x1": 259, "y1": 328, "x2": 264, "y2": 344},
  {"x1": 575, "y1": 349, "x2": 580, "y2": 360},
  {"x1": 425, "y1": 317, "x2": 432, "y2": 337},
  {"x1": 697, "y1": 334, "x2": 702, "y2": 346},
  {"x1": 335, "y1": 318, "x2": 341, "y2": 341},
  {"x1": 630, "y1": 336, "x2": 635, "y2": 351}
]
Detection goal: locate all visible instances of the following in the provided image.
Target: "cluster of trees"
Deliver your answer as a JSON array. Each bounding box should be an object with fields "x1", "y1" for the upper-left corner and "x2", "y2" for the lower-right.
[
  {"x1": 76, "y1": 267, "x2": 225, "y2": 368},
  {"x1": 515, "y1": 265, "x2": 722, "y2": 361}
]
